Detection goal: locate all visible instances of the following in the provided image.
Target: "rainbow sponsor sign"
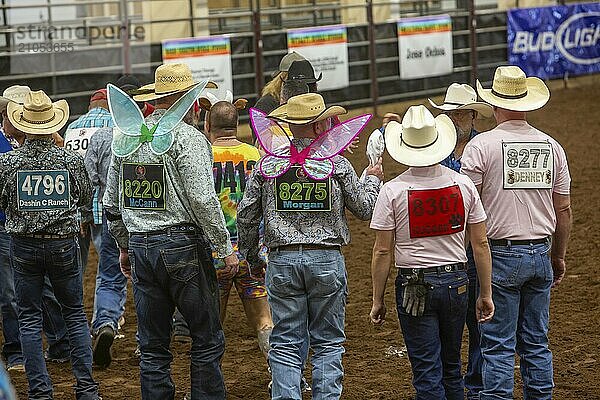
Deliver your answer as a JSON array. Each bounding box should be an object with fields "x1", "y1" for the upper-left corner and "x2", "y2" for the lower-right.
[
  {"x1": 397, "y1": 15, "x2": 453, "y2": 79},
  {"x1": 162, "y1": 35, "x2": 233, "y2": 91},
  {"x1": 287, "y1": 25, "x2": 349, "y2": 91}
]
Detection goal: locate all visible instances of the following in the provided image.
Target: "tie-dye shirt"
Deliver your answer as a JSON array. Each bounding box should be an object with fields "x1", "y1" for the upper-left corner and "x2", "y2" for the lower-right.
[{"x1": 212, "y1": 142, "x2": 261, "y2": 244}]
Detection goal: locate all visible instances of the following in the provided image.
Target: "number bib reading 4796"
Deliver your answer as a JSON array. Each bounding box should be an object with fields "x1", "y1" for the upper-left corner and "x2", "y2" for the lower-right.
[
  {"x1": 274, "y1": 166, "x2": 331, "y2": 212},
  {"x1": 122, "y1": 163, "x2": 166, "y2": 210},
  {"x1": 408, "y1": 185, "x2": 465, "y2": 239},
  {"x1": 17, "y1": 170, "x2": 70, "y2": 211},
  {"x1": 502, "y1": 141, "x2": 554, "y2": 190}
]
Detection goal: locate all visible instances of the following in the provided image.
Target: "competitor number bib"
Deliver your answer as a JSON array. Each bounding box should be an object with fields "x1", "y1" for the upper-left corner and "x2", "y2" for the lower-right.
[
  {"x1": 17, "y1": 170, "x2": 70, "y2": 211},
  {"x1": 274, "y1": 166, "x2": 331, "y2": 212},
  {"x1": 64, "y1": 127, "x2": 100, "y2": 157},
  {"x1": 121, "y1": 163, "x2": 166, "y2": 210},
  {"x1": 408, "y1": 185, "x2": 465, "y2": 238},
  {"x1": 502, "y1": 141, "x2": 553, "y2": 190}
]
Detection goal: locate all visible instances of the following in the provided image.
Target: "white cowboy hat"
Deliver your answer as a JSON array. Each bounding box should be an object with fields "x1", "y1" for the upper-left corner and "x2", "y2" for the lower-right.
[
  {"x1": 133, "y1": 63, "x2": 217, "y2": 102},
  {"x1": 385, "y1": 105, "x2": 456, "y2": 167},
  {"x1": 476, "y1": 66, "x2": 550, "y2": 112},
  {"x1": 7, "y1": 90, "x2": 69, "y2": 135},
  {"x1": 0, "y1": 85, "x2": 31, "y2": 112},
  {"x1": 268, "y1": 93, "x2": 346, "y2": 125},
  {"x1": 428, "y1": 83, "x2": 493, "y2": 118}
]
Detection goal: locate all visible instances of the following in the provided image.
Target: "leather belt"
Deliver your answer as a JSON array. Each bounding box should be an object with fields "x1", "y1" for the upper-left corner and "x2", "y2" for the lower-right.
[
  {"x1": 398, "y1": 263, "x2": 466, "y2": 275},
  {"x1": 488, "y1": 237, "x2": 549, "y2": 247},
  {"x1": 273, "y1": 244, "x2": 341, "y2": 252},
  {"x1": 131, "y1": 224, "x2": 201, "y2": 237},
  {"x1": 17, "y1": 233, "x2": 75, "y2": 240}
]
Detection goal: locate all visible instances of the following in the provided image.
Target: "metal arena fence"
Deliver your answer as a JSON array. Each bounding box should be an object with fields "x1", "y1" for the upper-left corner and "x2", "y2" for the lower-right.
[{"x1": 0, "y1": 0, "x2": 510, "y2": 121}]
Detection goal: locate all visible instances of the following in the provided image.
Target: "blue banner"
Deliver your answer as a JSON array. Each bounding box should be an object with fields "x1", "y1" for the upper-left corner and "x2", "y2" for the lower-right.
[{"x1": 508, "y1": 3, "x2": 600, "y2": 79}]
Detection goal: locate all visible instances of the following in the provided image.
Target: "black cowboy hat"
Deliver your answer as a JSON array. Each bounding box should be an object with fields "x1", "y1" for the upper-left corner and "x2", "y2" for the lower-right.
[{"x1": 286, "y1": 60, "x2": 322, "y2": 84}]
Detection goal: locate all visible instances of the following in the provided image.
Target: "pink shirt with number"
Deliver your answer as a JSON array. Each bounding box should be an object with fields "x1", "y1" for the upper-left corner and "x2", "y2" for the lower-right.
[
  {"x1": 460, "y1": 120, "x2": 570, "y2": 240},
  {"x1": 370, "y1": 165, "x2": 487, "y2": 268}
]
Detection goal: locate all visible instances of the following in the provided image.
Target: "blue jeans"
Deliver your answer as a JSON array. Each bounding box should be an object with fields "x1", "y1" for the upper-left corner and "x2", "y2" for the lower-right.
[
  {"x1": 267, "y1": 247, "x2": 347, "y2": 400},
  {"x1": 129, "y1": 231, "x2": 225, "y2": 400},
  {"x1": 464, "y1": 246, "x2": 483, "y2": 399},
  {"x1": 91, "y1": 215, "x2": 127, "y2": 334},
  {"x1": 0, "y1": 227, "x2": 69, "y2": 366},
  {"x1": 480, "y1": 241, "x2": 553, "y2": 400},
  {"x1": 10, "y1": 236, "x2": 98, "y2": 400},
  {"x1": 79, "y1": 223, "x2": 103, "y2": 273},
  {"x1": 396, "y1": 269, "x2": 468, "y2": 400}
]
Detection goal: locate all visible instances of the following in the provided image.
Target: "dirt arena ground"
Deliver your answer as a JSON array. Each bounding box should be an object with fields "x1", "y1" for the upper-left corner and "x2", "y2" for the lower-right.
[{"x1": 5, "y1": 81, "x2": 600, "y2": 399}]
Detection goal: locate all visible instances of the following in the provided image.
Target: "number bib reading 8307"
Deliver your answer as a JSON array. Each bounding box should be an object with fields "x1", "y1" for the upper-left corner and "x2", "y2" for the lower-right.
[
  {"x1": 502, "y1": 141, "x2": 553, "y2": 190},
  {"x1": 122, "y1": 163, "x2": 166, "y2": 210},
  {"x1": 274, "y1": 166, "x2": 331, "y2": 212},
  {"x1": 408, "y1": 185, "x2": 465, "y2": 239},
  {"x1": 17, "y1": 170, "x2": 70, "y2": 211}
]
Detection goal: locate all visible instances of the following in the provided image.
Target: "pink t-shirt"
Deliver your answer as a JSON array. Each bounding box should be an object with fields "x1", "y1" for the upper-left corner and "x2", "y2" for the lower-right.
[
  {"x1": 460, "y1": 120, "x2": 570, "y2": 240},
  {"x1": 370, "y1": 165, "x2": 487, "y2": 268}
]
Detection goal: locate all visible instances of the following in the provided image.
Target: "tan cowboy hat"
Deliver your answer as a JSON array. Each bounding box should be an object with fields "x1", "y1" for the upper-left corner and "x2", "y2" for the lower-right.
[
  {"x1": 0, "y1": 85, "x2": 31, "y2": 112},
  {"x1": 7, "y1": 90, "x2": 69, "y2": 135},
  {"x1": 133, "y1": 63, "x2": 217, "y2": 102},
  {"x1": 476, "y1": 66, "x2": 550, "y2": 112},
  {"x1": 428, "y1": 83, "x2": 493, "y2": 118},
  {"x1": 385, "y1": 105, "x2": 456, "y2": 167},
  {"x1": 268, "y1": 93, "x2": 346, "y2": 125}
]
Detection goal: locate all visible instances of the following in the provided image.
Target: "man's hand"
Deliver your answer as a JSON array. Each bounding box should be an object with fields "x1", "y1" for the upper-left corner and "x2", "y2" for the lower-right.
[
  {"x1": 345, "y1": 138, "x2": 360, "y2": 154},
  {"x1": 476, "y1": 296, "x2": 494, "y2": 323},
  {"x1": 382, "y1": 113, "x2": 401, "y2": 128},
  {"x1": 80, "y1": 222, "x2": 90, "y2": 237},
  {"x1": 366, "y1": 158, "x2": 384, "y2": 181},
  {"x1": 370, "y1": 302, "x2": 386, "y2": 326},
  {"x1": 219, "y1": 252, "x2": 239, "y2": 280},
  {"x1": 119, "y1": 248, "x2": 131, "y2": 279},
  {"x1": 551, "y1": 257, "x2": 566, "y2": 287}
]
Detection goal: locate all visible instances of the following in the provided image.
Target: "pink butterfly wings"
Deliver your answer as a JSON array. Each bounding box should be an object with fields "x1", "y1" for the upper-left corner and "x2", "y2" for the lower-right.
[{"x1": 249, "y1": 108, "x2": 372, "y2": 180}]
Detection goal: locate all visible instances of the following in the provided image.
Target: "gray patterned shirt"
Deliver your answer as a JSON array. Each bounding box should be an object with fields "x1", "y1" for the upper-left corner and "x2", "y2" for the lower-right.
[
  {"x1": 103, "y1": 109, "x2": 233, "y2": 258},
  {"x1": 0, "y1": 138, "x2": 92, "y2": 236},
  {"x1": 238, "y1": 138, "x2": 381, "y2": 267}
]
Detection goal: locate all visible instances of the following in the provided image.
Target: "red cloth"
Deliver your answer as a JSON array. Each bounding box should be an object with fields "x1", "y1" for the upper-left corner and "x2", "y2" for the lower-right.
[{"x1": 142, "y1": 102, "x2": 155, "y2": 117}]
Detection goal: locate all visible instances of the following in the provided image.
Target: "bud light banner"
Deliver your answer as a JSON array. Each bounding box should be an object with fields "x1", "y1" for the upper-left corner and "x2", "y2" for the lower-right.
[{"x1": 508, "y1": 3, "x2": 600, "y2": 79}]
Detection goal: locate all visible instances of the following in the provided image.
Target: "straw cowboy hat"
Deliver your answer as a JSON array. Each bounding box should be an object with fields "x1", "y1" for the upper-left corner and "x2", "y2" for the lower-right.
[
  {"x1": 272, "y1": 51, "x2": 306, "y2": 78},
  {"x1": 428, "y1": 83, "x2": 493, "y2": 118},
  {"x1": 0, "y1": 85, "x2": 31, "y2": 112},
  {"x1": 385, "y1": 105, "x2": 456, "y2": 167},
  {"x1": 133, "y1": 63, "x2": 217, "y2": 102},
  {"x1": 268, "y1": 93, "x2": 346, "y2": 125},
  {"x1": 476, "y1": 66, "x2": 550, "y2": 112},
  {"x1": 7, "y1": 90, "x2": 69, "y2": 135}
]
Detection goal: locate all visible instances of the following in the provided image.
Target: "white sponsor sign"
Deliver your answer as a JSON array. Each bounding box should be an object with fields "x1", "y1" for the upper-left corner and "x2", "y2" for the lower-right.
[
  {"x1": 502, "y1": 141, "x2": 554, "y2": 190},
  {"x1": 287, "y1": 25, "x2": 349, "y2": 91},
  {"x1": 162, "y1": 35, "x2": 233, "y2": 92},
  {"x1": 397, "y1": 15, "x2": 453, "y2": 79}
]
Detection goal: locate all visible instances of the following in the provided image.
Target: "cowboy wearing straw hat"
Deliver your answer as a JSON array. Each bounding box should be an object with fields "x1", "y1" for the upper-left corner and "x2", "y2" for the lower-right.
[
  {"x1": 369, "y1": 105, "x2": 494, "y2": 400},
  {"x1": 103, "y1": 62, "x2": 237, "y2": 400},
  {"x1": 428, "y1": 82, "x2": 494, "y2": 399},
  {"x1": 238, "y1": 93, "x2": 383, "y2": 399},
  {"x1": 461, "y1": 65, "x2": 572, "y2": 400},
  {"x1": 0, "y1": 90, "x2": 100, "y2": 399}
]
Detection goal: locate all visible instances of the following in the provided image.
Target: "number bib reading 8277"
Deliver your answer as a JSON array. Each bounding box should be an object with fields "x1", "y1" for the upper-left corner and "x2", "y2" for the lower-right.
[
  {"x1": 274, "y1": 166, "x2": 331, "y2": 212},
  {"x1": 502, "y1": 141, "x2": 554, "y2": 190},
  {"x1": 408, "y1": 185, "x2": 465, "y2": 239},
  {"x1": 122, "y1": 163, "x2": 166, "y2": 210},
  {"x1": 17, "y1": 170, "x2": 70, "y2": 211}
]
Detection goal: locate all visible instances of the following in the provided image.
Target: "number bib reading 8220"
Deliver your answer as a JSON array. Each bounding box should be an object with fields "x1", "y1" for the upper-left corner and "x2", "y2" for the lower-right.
[
  {"x1": 122, "y1": 163, "x2": 166, "y2": 210},
  {"x1": 502, "y1": 141, "x2": 553, "y2": 190},
  {"x1": 17, "y1": 170, "x2": 70, "y2": 211},
  {"x1": 408, "y1": 185, "x2": 465, "y2": 239},
  {"x1": 274, "y1": 166, "x2": 331, "y2": 212}
]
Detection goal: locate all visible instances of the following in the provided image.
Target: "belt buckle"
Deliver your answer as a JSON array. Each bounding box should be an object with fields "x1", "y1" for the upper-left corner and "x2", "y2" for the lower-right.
[{"x1": 444, "y1": 265, "x2": 452, "y2": 273}]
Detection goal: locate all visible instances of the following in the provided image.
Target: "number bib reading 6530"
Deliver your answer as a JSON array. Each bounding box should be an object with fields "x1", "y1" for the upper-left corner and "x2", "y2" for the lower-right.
[
  {"x1": 408, "y1": 185, "x2": 465, "y2": 239},
  {"x1": 502, "y1": 141, "x2": 554, "y2": 190},
  {"x1": 122, "y1": 163, "x2": 166, "y2": 210},
  {"x1": 17, "y1": 170, "x2": 70, "y2": 211},
  {"x1": 274, "y1": 166, "x2": 331, "y2": 212}
]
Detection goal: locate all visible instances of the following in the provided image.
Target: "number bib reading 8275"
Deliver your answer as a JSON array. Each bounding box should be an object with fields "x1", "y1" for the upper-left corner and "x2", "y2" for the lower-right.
[
  {"x1": 17, "y1": 170, "x2": 70, "y2": 211},
  {"x1": 122, "y1": 163, "x2": 166, "y2": 210},
  {"x1": 408, "y1": 185, "x2": 465, "y2": 239},
  {"x1": 502, "y1": 141, "x2": 553, "y2": 190},
  {"x1": 274, "y1": 166, "x2": 331, "y2": 212}
]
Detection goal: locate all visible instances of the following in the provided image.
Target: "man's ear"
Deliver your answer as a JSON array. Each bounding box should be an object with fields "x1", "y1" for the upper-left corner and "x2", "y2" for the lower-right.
[
  {"x1": 313, "y1": 119, "x2": 328, "y2": 135},
  {"x1": 204, "y1": 111, "x2": 211, "y2": 133},
  {"x1": 233, "y1": 98, "x2": 248, "y2": 110},
  {"x1": 198, "y1": 98, "x2": 212, "y2": 112}
]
